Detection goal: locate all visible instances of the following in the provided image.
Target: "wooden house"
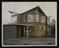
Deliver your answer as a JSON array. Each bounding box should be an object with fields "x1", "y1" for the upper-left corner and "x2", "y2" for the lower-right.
[{"x1": 3, "y1": 6, "x2": 51, "y2": 39}]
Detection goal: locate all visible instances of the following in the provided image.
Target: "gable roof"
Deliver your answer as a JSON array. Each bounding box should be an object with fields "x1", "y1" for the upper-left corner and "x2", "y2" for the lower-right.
[
  {"x1": 9, "y1": 6, "x2": 48, "y2": 18},
  {"x1": 20, "y1": 6, "x2": 47, "y2": 17}
]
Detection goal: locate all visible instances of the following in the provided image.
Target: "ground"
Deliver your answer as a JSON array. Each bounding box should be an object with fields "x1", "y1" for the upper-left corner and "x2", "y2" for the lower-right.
[{"x1": 3, "y1": 37, "x2": 55, "y2": 45}]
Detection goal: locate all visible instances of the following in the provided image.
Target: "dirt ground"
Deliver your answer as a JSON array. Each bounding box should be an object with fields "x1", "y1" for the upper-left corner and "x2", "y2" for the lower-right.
[{"x1": 3, "y1": 37, "x2": 55, "y2": 45}]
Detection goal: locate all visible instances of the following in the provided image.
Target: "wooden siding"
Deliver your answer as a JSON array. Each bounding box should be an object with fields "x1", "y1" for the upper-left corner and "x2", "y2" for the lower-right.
[
  {"x1": 3, "y1": 25, "x2": 17, "y2": 40},
  {"x1": 31, "y1": 23, "x2": 46, "y2": 37},
  {"x1": 17, "y1": 7, "x2": 39, "y2": 24},
  {"x1": 7, "y1": 6, "x2": 49, "y2": 38}
]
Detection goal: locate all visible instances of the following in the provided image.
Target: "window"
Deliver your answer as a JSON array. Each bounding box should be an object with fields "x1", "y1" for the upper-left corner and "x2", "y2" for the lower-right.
[
  {"x1": 24, "y1": 15, "x2": 27, "y2": 22},
  {"x1": 36, "y1": 14, "x2": 39, "y2": 22},
  {"x1": 42, "y1": 16, "x2": 45, "y2": 23},
  {"x1": 28, "y1": 14, "x2": 36, "y2": 22}
]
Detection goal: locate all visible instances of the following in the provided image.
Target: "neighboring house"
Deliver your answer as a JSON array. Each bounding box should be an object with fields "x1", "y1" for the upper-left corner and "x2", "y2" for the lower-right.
[{"x1": 3, "y1": 6, "x2": 51, "y2": 39}]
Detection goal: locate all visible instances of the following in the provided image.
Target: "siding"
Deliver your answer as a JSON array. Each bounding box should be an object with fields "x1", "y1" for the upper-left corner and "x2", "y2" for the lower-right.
[
  {"x1": 31, "y1": 23, "x2": 46, "y2": 37},
  {"x1": 3, "y1": 25, "x2": 17, "y2": 40}
]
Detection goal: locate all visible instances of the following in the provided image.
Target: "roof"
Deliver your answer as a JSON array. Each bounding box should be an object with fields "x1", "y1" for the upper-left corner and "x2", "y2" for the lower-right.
[
  {"x1": 3, "y1": 23, "x2": 27, "y2": 26},
  {"x1": 19, "y1": 6, "x2": 47, "y2": 17},
  {"x1": 9, "y1": 6, "x2": 47, "y2": 18},
  {"x1": 3, "y1": 23, "x2": 34, "y2": 26}
]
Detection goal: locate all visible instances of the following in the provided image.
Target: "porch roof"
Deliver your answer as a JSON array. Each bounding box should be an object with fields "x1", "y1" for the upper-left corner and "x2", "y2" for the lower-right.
[{"x1": 3, "y1": 23, "x2": 34, "y2": 26}]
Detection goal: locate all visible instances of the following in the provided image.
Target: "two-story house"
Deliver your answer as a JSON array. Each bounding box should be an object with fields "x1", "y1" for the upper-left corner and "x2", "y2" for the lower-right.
[{"x1": 3, "y1": 6, "x2": 51, "y2": 39}]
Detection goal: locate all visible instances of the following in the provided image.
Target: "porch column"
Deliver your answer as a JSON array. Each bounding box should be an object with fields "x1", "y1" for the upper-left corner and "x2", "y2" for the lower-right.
[
  {"x1": 27, "y1": 25, "x2": 29, "y2": 38},
  {"x1": 24, "y1": 26, "x2": 25, "y2": 38}
]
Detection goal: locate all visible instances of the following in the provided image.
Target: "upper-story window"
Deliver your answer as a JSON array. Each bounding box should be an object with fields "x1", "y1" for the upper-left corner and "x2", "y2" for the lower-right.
[
  {"x1": 41, "y1": 16, "x2": 46, "y2": 23},
  {"x1": 28, "y1": 14, "x2": 36, "y2": 22},
  {"x1": 28, "y1": 13, "x2": 39, "y2": 22}
]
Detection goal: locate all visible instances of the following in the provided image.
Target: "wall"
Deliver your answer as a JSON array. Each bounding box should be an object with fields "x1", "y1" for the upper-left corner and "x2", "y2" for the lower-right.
[
  {"x1": 3, "y1": 25, "x2": 17, "y2": 40},
  {"x1": 31, "y1": 23, "x2": 46, "y2": 37},
  {"x1": 17, "y1": 7, "x2": 39, "y2": 24}
]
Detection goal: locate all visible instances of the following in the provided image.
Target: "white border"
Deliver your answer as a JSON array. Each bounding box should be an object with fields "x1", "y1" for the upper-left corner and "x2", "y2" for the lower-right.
[{"x1": 2, "y1": 2, "x2": 57, "y2": 47}]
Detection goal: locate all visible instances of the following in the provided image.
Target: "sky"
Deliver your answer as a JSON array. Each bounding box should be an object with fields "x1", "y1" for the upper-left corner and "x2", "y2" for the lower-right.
[{"x1": 2, "y1": 2, "x2": 57, "y2": 24}]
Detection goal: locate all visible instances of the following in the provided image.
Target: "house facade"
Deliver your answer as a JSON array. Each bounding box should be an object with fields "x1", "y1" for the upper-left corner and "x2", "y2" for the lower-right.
[{"x1": 3, "y1": 6, "x2": 51, "y2": 39}]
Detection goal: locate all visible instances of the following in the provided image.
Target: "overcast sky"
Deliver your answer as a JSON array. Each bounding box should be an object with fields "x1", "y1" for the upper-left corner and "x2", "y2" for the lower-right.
[{"x1": 2, "y1": 2, "x2": 57, "y2": 24}]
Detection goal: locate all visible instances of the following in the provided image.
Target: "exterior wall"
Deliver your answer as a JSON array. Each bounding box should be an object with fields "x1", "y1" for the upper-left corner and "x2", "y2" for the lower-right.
[
  {"x1": 16, "y1": 26, "x2": 21, "y2": 38},
  {"x1": 47, "y1": 25, "x2": 52, "y2": 37},
  {"x1": 3, "y1": 25, "x2": 17, "y2": 40},
  {"x1": 17, "y1": 7, "x2": 47, "y2": 24},
  {"x1": 17, "y1": 14, "x2": 25, "y2": 24},
  {"x1": 46, "y1": 18, "x2": 51, "y2": 37},
  {"x1": 16, "y1": 7, "x2": 48, "y2": 37},
  {"x1": 31, "y1": 23, "x2": 46, "y2": 37},
  {"x1": 17, "y1": 8, "x2": 38, "y2": 24}
]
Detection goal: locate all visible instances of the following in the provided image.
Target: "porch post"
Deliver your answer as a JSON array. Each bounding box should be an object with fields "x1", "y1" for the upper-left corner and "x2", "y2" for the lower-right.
[
  {"x1": 27, "y1": 25, "x2": 28, "y2": 38},
  {"x1": 24, "y1": 26, "x2": 25, "y2": 38}
]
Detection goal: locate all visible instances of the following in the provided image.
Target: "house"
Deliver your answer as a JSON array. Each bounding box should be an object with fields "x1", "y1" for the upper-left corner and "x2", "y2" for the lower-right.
[{"x1": 3, "y1": 6, "x2": 51, "y2": 40}]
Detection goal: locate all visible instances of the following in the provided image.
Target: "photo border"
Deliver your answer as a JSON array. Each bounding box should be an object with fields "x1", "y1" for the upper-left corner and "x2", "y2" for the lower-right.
[{"x1": 1, "y1": 1, "x2": 57, "y2": 47}]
